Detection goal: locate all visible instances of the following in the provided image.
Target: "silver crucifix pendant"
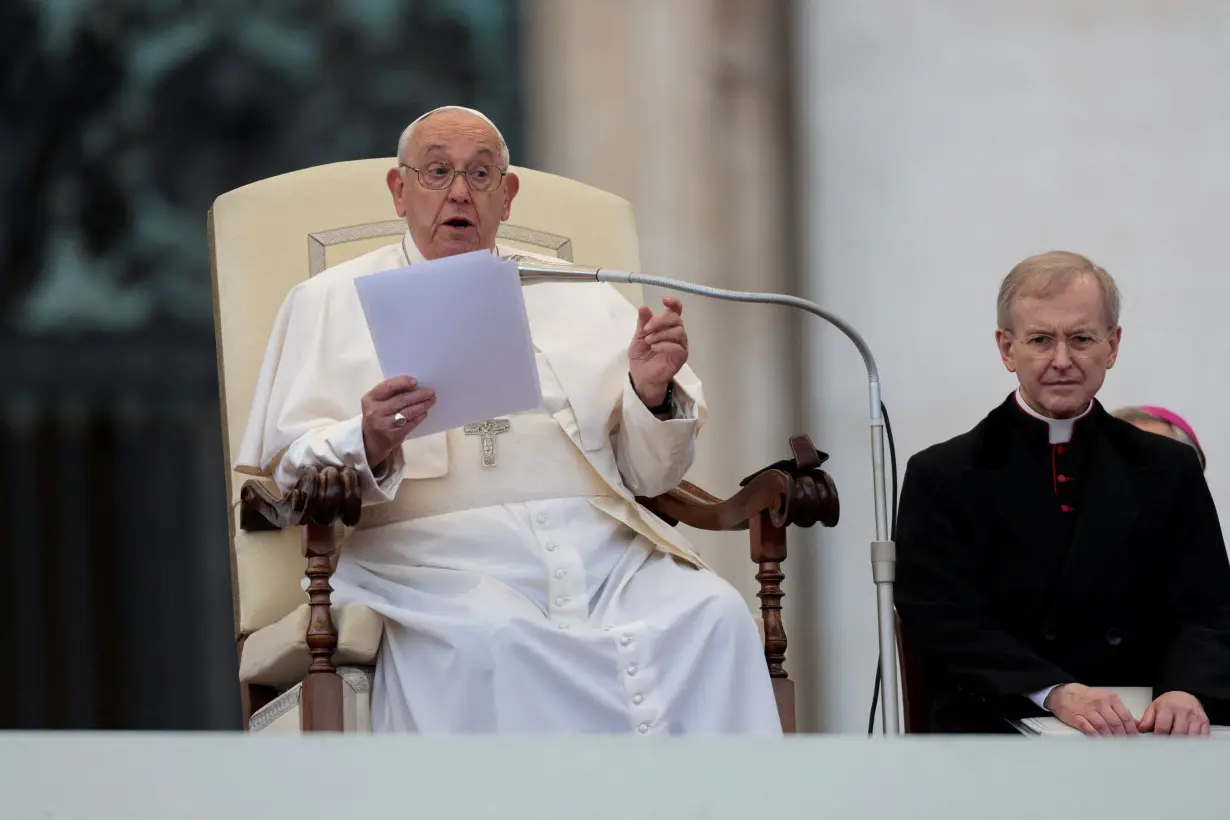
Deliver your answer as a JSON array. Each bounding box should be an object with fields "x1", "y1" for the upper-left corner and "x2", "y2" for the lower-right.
[{"x1": 463, "y1": 419, "x2": 512, "y2": 467}]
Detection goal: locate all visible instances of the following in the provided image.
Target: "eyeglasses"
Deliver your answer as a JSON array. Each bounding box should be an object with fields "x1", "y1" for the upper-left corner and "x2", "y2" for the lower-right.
[
  {"x1": 400, "y1": 162, "x2": 506, "y2": 193},
  {"x1": 1008, "y1": 331, "x2": 1111, "y2": 359}
]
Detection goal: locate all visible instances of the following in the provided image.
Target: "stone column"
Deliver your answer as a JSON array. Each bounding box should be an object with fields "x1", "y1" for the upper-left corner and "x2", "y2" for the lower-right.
[{"x1": 524, "y1": 0, "x2": 812, "y2": 719}]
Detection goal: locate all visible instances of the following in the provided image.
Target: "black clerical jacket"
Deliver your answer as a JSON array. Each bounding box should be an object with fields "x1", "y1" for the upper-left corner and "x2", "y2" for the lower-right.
[{"x1": 896, "y1": 394, "x2": 1230, "y2": 733}]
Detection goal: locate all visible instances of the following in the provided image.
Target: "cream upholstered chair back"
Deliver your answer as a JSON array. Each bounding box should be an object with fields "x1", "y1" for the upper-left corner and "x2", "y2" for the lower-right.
[{"x1": 209, "y1": 159, "x2": 645, "y2": 641}]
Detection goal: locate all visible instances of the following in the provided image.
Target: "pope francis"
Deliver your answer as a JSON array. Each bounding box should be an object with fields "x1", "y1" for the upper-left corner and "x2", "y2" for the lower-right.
[{"x1": 235, "y1": 106, "x2": 781, "y2": 735}]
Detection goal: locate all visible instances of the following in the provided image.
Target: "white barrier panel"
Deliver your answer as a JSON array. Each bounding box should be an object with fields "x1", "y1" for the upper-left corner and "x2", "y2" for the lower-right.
[{"x1": 1, "y1": 733, "x2": 1224, "y2": 819}]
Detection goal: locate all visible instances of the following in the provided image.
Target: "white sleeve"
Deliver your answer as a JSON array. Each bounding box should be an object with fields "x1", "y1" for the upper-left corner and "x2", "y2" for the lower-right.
[
  {"x1": 1028, "y1": 684, "x2": 1060, "y2": 712},
  {"x1": 272, "y1": 414, "x2": 405, "y2": 504},
  {"x1": 611, "y1": 376, "x2": 699, "y2": 498}
]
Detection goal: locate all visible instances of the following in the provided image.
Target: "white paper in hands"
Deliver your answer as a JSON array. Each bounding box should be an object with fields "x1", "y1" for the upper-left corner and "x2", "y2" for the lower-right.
[{"x1": 353, "y1": 250, "x2": 542, "y2": 439}]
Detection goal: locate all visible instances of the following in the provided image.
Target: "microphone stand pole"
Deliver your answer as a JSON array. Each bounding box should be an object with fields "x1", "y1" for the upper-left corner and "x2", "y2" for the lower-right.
[{"x1": 517, "y1": 262, "x2": 900, "y2": 736}]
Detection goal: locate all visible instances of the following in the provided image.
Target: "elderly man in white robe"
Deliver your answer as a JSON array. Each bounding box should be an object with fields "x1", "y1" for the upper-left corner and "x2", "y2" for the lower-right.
[{"x1": 235, "y1": 106, "x2": 781, "y2": 735}]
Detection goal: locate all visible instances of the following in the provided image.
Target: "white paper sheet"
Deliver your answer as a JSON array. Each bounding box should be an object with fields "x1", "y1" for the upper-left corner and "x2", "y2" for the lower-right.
[{"x1": 353, "y1": 250, "x2": 542, "y2": 439}]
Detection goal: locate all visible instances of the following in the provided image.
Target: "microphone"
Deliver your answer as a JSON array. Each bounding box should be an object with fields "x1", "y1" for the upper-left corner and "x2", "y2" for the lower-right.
[
  {"x1": 512, "y1": 259, "x2": 604, "y2": 284},
  {"x1": 511, "y1": 253, "x2": 902, "y2": 736}
]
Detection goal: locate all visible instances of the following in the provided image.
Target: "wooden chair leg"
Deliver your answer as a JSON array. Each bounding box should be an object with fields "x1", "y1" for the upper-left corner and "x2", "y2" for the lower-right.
[
  {"x1": 241, "y1": 682, "x2": 279, "y2": 730},
  {"x1": 237, "y1": 636, "x2": 278, "y2": 730},
  {"x1": 752, "y1": 511, "x2": 795, "y2": 733},
  {"x1": 300, "y1": 522, "x2": 344, "y2": 732},
  {"x1": 237, "y1": 636, "x2": 253, "y2": 728},
  {"x1": 772, "y1": 679, "x2": 797, "y2": 734},
  {"x1": 897, "y1": 611, "x2": 931, "y2": 734}
]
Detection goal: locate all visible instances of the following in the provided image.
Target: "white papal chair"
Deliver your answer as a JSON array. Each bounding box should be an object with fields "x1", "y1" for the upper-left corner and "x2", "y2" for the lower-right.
[{"x1": 208, "y1": 159, "x2": 839, "y2": 733}]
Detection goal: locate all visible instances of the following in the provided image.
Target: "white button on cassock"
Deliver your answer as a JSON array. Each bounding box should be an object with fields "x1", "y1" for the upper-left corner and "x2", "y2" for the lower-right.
[
  {"x1": 632, "y1": 693, "x2": 644, "y2": 705},
  {"x1": 555, "y1": 569, "x2": 566, "y2": 579},
  {"x1": 626, "y1": 665, "x2": 639, "y2": 677},
  {"x1": 556, "y1": 597, "x2": 568, "y2": 606},
  {"x1": 545, "y1": 541, "x2": 558, "y2": 551},
  {"x1": 536, "y1": 512, "x2": 549, "y2": 524},
  {"x1": 638, "y1": 723, "x2": 650, "y2": 733},
  {"x1": 620, "y1": 635, "x2": 634, "y2": 646}
]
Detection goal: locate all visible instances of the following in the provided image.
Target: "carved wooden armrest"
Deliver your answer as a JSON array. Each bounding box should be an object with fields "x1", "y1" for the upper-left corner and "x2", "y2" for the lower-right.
[
  {"x1": 638, "y1": 434, "x2": 839, "y2": 533},
  {"x1": 638, "y1": 434, "x2": 838, "y2": 732},
  {"x1": 238, "y1": 464, "x2": 363, "y2": 532},
  {"x1": 236, "y1": 465, "x2": 362, "y2": 732}
]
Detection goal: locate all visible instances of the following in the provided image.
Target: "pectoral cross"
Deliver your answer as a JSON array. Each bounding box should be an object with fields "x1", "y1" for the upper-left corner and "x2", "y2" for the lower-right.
[{"x1": 463, "y1": 419, "x2": 511, "y2": 467}]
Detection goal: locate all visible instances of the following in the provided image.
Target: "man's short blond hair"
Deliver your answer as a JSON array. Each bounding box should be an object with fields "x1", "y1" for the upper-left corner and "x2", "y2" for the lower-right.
[{"x1": 996, "y1": 250, "x2": 1121, "y2": 330}]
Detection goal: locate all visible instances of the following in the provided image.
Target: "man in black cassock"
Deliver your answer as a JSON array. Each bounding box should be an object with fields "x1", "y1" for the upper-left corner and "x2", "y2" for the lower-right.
[{"x1": 896, "y1": 250, "x2": 1230, "y2": 735}]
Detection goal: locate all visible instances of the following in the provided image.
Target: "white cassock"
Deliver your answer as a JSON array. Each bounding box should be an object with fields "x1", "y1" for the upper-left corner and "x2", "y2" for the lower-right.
[{"x1": 235, "y1": 231, "x2": 782, "y2": 735}]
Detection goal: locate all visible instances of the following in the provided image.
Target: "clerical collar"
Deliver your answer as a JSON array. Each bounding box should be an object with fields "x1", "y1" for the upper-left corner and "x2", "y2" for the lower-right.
[
  {"x1": 400, "y1": 231, "x2": 500, "y2": 266},
  {"x1": 1013, "y1": 388, "x2": 1093, "y2": 444}
]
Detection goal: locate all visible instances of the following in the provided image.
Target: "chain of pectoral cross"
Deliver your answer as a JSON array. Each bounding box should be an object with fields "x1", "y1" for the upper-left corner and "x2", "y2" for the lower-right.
[{"x1": 406, "y1": 234, "x2": 512, "y2": 469}]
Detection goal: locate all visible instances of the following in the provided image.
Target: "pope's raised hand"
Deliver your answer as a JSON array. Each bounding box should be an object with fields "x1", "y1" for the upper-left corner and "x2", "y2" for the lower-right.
[
  {"x1": 628, "y1": 296, "x2": 688, "y2": 408},
  {"x1": 361, "y1": 376, "x2": 436, "y2": 467}
]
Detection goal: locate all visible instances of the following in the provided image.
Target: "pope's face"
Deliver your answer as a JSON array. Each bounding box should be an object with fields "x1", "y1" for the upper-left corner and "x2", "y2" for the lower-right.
[
  {"x1": 386, "y1": 110, "x2": 519, "y2": 260},
  {"x1": 994, "y1": 275, "x2": 1121, "y2": 419}
]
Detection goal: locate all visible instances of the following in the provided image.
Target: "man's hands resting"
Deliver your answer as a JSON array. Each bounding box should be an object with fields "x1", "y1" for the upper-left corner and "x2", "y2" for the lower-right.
[
  {"x1": 1045, "y1": 684, "x2": 1138, "y2": 735},
  {"x1": 1045, "y1": 683, "x2": 1209, "y2": 736},
  {"x1": 1139, "y1": 691, "x2": 1210, "y2": 736},
  {"x1": 361, "y1": 376, "x2": 436, "y2": 467}
]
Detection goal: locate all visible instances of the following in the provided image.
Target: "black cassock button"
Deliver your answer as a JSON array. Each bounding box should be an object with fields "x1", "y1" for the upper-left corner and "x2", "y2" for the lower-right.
[
  {"x1": 1044, "y1": 632, "x2": 1057, "y2": 643},
  {"x1": 1105, "y1": 628, "x2": 1123, "y2": 647}
]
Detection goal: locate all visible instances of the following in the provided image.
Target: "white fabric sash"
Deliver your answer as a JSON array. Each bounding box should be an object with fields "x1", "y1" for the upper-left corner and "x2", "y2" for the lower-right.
[{"x1": 358, "y1": 412, "x2": 615, "y2": 529}]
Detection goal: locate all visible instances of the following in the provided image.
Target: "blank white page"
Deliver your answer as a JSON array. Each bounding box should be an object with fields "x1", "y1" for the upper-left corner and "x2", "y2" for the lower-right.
[{"x1": 353, "y1": 251, "x2": 542, "y2": 438}]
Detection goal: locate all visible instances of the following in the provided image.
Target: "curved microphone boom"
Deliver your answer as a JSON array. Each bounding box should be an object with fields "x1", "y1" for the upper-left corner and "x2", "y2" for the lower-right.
[{"x1": 512, "y1": 256, "x2": 901, "y2": 736}]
